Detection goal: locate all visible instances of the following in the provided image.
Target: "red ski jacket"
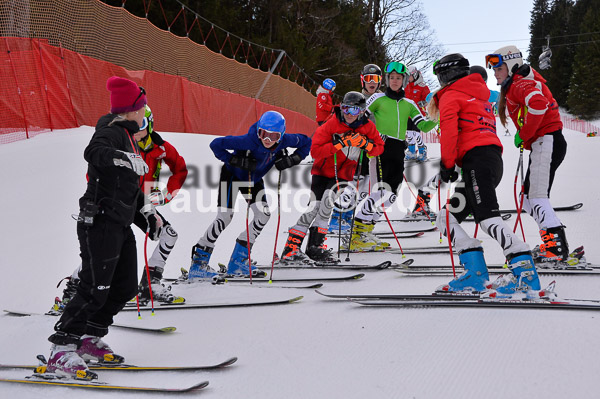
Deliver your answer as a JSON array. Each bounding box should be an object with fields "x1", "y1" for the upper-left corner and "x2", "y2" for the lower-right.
[
  {"x1": 435, "y1": 74, "x2": 502, "y2": 169},
  {"x1": 316, "y1": 87, "x2": 334, "y2": 123},
  {"x1": 311, "y1": 107, "x2": 384, "y2": 181},
  {"x1": 505, "y1": 66, "x2": 562, "y2": 150},
  {"x1": 140, "y1": 132, "x2": 188, "y2": 202},
  {"x1": 405, "y1": 82, "x2": 430, "y2": 114}
]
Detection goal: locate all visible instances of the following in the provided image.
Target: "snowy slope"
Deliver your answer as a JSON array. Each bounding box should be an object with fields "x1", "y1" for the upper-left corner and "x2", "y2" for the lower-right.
[{"x1": 1, "y1": 120, "x2": 600, "y2": 398}]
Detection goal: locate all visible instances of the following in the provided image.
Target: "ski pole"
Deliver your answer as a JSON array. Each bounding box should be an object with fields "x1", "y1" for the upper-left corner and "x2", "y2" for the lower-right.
[
  {"x1": 344, "y1": 150, "x2": 364, "y2": 262},
  {"x1": 437, "y1": 175, "x2": 443, "y2": 243},
  {"x1": 333, "y1": 153, "x2": 342, "y2": 259},
  {"x1": 246, "y1": 163, "x2": 253, "y2": 284},
  {"x1": 380, "y1": 157, "x2": 403, "y2": 256},
  {"x1": 513, "y1": 145, "x2": 526, "y2": 241},
  {"x1": 445, "y1": 183, "x2": 457, "y2": 278},
  {"x1": 143, "y1": 232, "x2": 155, "y2": 315},
  {"x1": 269, "y1": 170, "x2": 282, "y2": 282}
]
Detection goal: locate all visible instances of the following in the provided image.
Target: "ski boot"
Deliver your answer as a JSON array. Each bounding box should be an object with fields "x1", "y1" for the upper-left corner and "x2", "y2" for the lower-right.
[
  {"x1": 436, "y1": 248, "x2": 489, "y2": 293},
  {"x1": 328, "y1": 209, "x2": 354, "y2": 234},
  {"x1": 357, "y1": 219, "x2": 389, "y2": 251},
  {"x1": 46, "y1": 343, "x2": 97, "y2": 380},
  {"x1": 188, "y1": 244, "x2": 224, "y2": 283},
  {"x1": 533, "y1": 226, "x2": 569, "y2": 265},
  {"x1": 48, "y1": 276, "x2": 79, "y2": 315},
  {"x1": 227, "y1": 239, "x2": 266, "y2": 277},
  {"x1": 406, "y1": 190, "x2": 435, "y2": 221},
  {"x1": 405, "y1": 144, "x2": 417, "y2": 161},
  {"x1": 341, "y1": 220, "x2": 380, "y2": 252},
  {"x1": 280, "y1": 228, "x2": 313, "y2": 265},
  {"x1": 416, "y1": 145, "x2": 428, "y2": 162},
  {"x1": 77, "y1": 335, "x2": 124, "y2": 364},
  {"x1": 305, "y1": 226, "x2": 340, "y2": 264},
  {"x1": 139, "y1": 267, "x2": 185, "y2": 304},
  {"x1": 484, "y1": 251, "x2": 541, "y2": 299}
]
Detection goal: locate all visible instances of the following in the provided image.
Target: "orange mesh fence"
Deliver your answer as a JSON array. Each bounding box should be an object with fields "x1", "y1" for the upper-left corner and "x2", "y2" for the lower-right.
[
  {"x1": 0, "y1": 37, "x2": 317, "y2": 144},
  {"x1": 0, "y1": 0, "x2": 318, "y2": 144}
]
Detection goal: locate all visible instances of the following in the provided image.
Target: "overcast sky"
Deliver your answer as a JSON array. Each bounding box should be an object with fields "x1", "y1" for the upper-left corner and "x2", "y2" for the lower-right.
[{"x1": 420, "y1": 0, "x2": 535, "y2": 91}]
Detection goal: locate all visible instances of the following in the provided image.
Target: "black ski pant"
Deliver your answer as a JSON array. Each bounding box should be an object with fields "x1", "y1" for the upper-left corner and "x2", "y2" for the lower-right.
[
  {"x1": 378, "y1": 138, "x2": 407, "y2": 193},
  {"x1": 449, "y1": 145, "x2": 503, "y2": 224},
  {"x1": 53, "y1": 215, "x2": 138, "y2": 339}
]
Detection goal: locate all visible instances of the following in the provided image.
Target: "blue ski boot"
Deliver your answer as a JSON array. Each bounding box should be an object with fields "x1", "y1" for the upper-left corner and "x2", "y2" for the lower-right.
[
  {"x1": 486, "y1": 251, "x2": 540, "y2": 299},
  {"x1": 227, "y1": 239, "x2": 266, "y2": 277},
  {"x1": 328, "y1": 208, "x2": 343, "y2": 233},
  {"x1": 188, "y1": 244, "x2": 223, "y2": 283},
  {"x1": 437, "y1": 247, "x2": 489, "y2": 292},
  {"x1": 405, "y1": 144, "x2": 417, "y2": 161},
  {"x1": 416, "y1": 145, "x2": 428, "y2": 162}
]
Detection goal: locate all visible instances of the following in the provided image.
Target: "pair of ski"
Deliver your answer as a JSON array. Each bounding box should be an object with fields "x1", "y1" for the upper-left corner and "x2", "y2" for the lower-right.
[
  {"x1": 264, "y1": 259, "x2": 412, "y2": 270},
  {"x1": 0, "y1": 356, "x2": 238, "y2": 392},
  {"x1": 315, "y1": 283, "x2": 600, "y2": 311}
]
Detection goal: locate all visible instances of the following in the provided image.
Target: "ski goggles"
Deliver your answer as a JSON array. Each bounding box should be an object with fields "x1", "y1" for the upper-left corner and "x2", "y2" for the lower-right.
[
  {"x1": 139, "y1": 116, "x2": 148, "y2": 131},
  {"x1": 258, "y1": 128, "x2": 282, "y2": 143},
  {"x1": 132, "y1": 86, "x2": 146, "y2": 107},
  {"x1": 341, "y1": 104, "x2": 362, "y2": 116},
  {"x1": 362, "y1": 74, "x2": 382, "y2": 84},
  {"x1": 485, "y1": 52, "x2": 522, "y2": 69},
  {"x1": 384, "y1": 61, "x2": 407, "y2": 75}
]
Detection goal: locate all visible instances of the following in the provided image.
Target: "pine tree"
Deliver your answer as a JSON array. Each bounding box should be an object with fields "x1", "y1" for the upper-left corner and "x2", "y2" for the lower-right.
[
  {"x1": 566, "y1": 4, "x2": 600, "y2": 120},
  {"x1": 527, "y1": 0, "x2": 550, "y2": 69}
]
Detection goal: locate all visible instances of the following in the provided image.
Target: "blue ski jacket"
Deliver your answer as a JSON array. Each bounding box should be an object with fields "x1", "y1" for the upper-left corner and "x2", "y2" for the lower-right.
[{"x1": 210, "y1": 122, "x2": 312, "y2": 182}]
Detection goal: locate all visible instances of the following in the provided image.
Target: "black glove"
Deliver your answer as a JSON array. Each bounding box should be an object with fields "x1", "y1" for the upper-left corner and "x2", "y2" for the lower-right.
[
  {"x1": 439, "y1": 162, "x2": 459, "y2": 183},
  {"x1": 230, "y1": 154, "x2": 257, "y2": 171},
  {"x1": 275, "y1": 153, "x2": 302, "y2": 171}
]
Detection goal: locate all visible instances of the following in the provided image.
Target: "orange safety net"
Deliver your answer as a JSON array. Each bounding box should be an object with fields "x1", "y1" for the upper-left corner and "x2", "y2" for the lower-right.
[{"x1": 0, "y1": 0, "x2": 318, "y2": 144}]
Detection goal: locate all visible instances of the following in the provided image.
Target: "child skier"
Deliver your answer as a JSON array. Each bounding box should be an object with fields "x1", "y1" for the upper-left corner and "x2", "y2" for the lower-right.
[
  {"x1": 281, "y1": 91, "x2": 385, "y2": 263},
  {"x1": 316, "y1": 78, "x2": 336, "y2": 125},
  {"x1": 486, "y1": 45, "x2": 575, "y2": 266},
  {"x1": 189, "y1": 110, "x2": 311, "y2": 279},
  {"x1": 430, "y1": 53, "x2": 540, "y2": 297}
]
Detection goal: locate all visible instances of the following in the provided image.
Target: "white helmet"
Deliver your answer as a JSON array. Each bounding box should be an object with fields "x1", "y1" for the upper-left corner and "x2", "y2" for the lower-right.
[
  {"x1": 408, "y1": 66, "x2": 420, "y2": 81},
  {"x1": 489, "y1": 45, "x2": 523, "y2": 76}
]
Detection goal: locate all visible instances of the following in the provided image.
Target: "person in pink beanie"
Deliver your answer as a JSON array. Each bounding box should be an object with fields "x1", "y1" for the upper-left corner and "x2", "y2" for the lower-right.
[{"x1": 45, "y1": 76, "x2": 163, "y2": 380}]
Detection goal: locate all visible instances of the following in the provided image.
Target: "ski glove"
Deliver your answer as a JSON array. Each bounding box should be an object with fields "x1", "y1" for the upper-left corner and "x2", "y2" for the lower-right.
[
  {"x1": 113, "y1": 150, "x2": 149, "y2": 176},
  {"x1": 148, "y1": 188, "x2": 172, "y2": 206},
  {"x1": 275, "y1": 153, "x2": 302, "y2": 171},
  {"x1": 140, "y1": 204, "x2": 163, "y2": 241},
  {"x1": 514, "y1": 132, "x2": 523, "y2": 148},
  {"x1": 439, "y1": 162, "x2": 459, "y2": 183},
  {"x1": 332, "y1": 134, "x2": 349, "y2": 151},
  {"x1": 230, "y1": 154, "x2": 257, "y2": 172}
]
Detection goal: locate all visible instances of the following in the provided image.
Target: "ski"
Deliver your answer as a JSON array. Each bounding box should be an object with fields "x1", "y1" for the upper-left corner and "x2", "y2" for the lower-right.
[
  {"x1": 263, "y1": 260, "x2": 406, "y2": 270},
  {"x1": 0, "y1": 375, "x2": 209, "y2": 392},
  {"x1": 327, "y1": 231, "x2": 425, "y2": 239},
  {"x1": 0, "y1": 356, "x2": 238, "y2": 372},
  {"x1": 315, "y1": 289, "x2": 479, "y2": 301},
  {"x1": 501, "y1": 202, "x2": 583, "y2": 214},
  {"x1": 340, "y1": 246, "x2": 450, "y2": 254},
  {"x1": 394, "y1": 267, "x2": 600, "y2": 276},
  {"x1": 3, "y1": 310, "x2": 176, "y2": 333},
  {"x1": 118, "y1": 296, "x2": 304, "y2": 311},
  {"x1": 384, "y1": 213, "x2": 511, "y2": 223},
  {"x1": 349, "y1": 298, "x2": 600, "y2": 311},
  {"x1": 372, "y1": 225, "x2": 437, "y2": 235},
  {"x1": 224, "y1": 274, "x2": 365, "y2": 283}
]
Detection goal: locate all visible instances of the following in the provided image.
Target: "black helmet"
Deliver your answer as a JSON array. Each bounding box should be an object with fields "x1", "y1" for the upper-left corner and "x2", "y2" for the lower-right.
[
  {"x1": 469, "y1": 65, "x2": 488, "y2": 83},
  {"x1": 361, "y1": 64, "x2": 382, "y2": 76},
  {"x1": 433, "y1": 53, "x2": 470, "y2": 86},
  {"x1": 342, "y1": 91, "x2": 366, "y2": 109}
]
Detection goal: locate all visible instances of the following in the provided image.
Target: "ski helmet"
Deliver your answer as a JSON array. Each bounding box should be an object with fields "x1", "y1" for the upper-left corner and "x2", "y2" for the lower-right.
[
  {"x1": 137, "y1": 105, "x2": 154, "y2": 151},
  {"x1": 433, "y1": 53, "x2": 470, "y2": 87},
  {"x1": 485, "y1": 45, "x2": 523, "y2": 76},
  {"x1": 323, "y1": 78, "x2": 336, "y2": 91},
  {"x1": 384, "y1": 61, "x2": 408, "y2": 88},
  {"x1": 340, "y1": 91, "x2": 366, "y2": 116},
  {"x1": 257, "y1": 110, "x2": 286, "y2": 143},
  {"x1": 360, "y1": 64, "x2": 382, "y2": 90},
  {"x1": 469, "y1": 65, "x2": 488, "y2": 83},
  {"x1": 408, "y1": 66, "x2": 420, "y2": 81}
]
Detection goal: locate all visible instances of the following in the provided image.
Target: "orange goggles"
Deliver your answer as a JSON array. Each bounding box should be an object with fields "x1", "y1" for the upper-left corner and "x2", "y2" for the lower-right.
[
  {"x1": 485, "y1": 54, "x2": 503, "y2": 69},
  {"x1": 362, "y1": 74, "x2": 382, "y2": 84}
]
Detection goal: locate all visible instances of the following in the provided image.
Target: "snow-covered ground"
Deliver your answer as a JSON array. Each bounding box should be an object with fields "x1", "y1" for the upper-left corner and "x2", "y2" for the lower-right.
[{"x1": 1, "y1": 120, "x2": 599, "y2": 398}]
